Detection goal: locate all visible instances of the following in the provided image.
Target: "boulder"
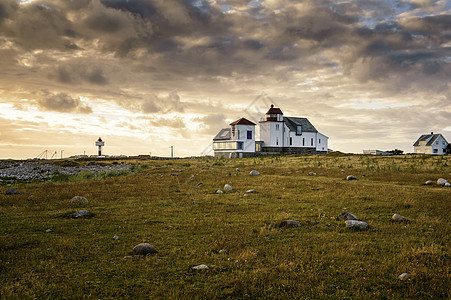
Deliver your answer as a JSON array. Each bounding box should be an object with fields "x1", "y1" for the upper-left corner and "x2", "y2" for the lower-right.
[
  {"x1": 424, "y1": 180, "x2": 434, "y2": 185},
  {"x1": 133, "y1": 243, "x2": 158, "y2": 255},
  {"x1": 337, "y1": 212, "x2": 358, "y2": 221},
  {"x1": 224, "y1": 184, "x2": 232, "y2": 191},
  {"x1": 398, "y1": 273, "x2": 410, "y2": 281},
  {"x1": 445, "y1": 182, "x2": 451, "y2": 187},
  {"x1": 437, "y1": 178, "x2": 448, "y2": 186},
  {"x1": 246, "y1": 189, "x2": 255, "y2": 193},
  {"x1": 346, "y1": 175, "x2": 357, "y2": 180},
  {"x1": 5, "y1": 188, "x2": 22, "y2": 195},
  {"x1": 392, "y1": 214, "x2": 409, "y2": 222},
  {"x1": 73, "y1": 210, "x2": 92, "y2": 218},
  {"x1": 278, "y1": 220, "x2": 301, "y2": 228},
  {"x1": 345, "y1": 220, "x2": 369, "y2": 230},
  {"x1": 216, "y1": 190, "x2": 224, "y2": 194},
  {"x1": 249, "y1": 170, "x2": 260, "y2": 175},
  {"x1": 236, "y1": 168, "x2": 239, "y2": 172},
  {"x1": 192, "y1": 264, "x2": 209, "y2": 270},
  {"x1": 71, "y1": 196, "x2": 88, "y2": 204}
]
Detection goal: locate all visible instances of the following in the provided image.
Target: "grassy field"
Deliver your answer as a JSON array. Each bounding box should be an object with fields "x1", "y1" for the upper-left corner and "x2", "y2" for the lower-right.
[{"x1": 1, "y1": 154, "x2": 450, "y2": 299}]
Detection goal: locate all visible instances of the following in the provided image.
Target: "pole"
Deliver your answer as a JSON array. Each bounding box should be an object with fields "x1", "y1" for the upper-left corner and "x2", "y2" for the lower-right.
[{"x1": 171, "y1": 146, "x2": 173, "y2": 158}]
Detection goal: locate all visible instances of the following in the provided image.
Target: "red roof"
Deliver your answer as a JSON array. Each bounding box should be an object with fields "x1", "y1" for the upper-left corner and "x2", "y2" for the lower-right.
[
  {"x1": 266, "y1": 104, "x2": 283, "y2": 115},
  {"x1": 229, "y1": 118, "x2": 256, "y2": 126},
  {"x1": 97, "y1": 137, "x2": 103, "y2": 142}
]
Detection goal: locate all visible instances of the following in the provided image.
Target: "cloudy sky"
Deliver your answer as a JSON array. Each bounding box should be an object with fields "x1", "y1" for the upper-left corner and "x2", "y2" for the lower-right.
[{"x1": 0, "y1": 0, "x2": 450, "y2": 158}]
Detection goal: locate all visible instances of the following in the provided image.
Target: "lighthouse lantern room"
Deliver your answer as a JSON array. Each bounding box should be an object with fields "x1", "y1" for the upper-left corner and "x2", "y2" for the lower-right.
[{"x1": 95, "y1": 137, "x2": 104, "y2": 157}]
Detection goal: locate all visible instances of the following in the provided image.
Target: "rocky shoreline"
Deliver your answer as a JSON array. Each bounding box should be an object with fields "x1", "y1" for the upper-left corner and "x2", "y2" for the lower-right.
[{"x1": 0, "y1": 160, "x2": 132, "y2": 181}]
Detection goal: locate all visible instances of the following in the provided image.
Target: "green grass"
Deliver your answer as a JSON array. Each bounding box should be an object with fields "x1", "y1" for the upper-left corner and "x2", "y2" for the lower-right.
[{"x1": 1, "y1": 154, "x2": 449, "y2": 299}]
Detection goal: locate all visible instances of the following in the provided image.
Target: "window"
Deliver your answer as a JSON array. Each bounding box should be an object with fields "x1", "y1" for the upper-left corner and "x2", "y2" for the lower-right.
[
  {"x1": 290, "y1": 137, "x2": 292, "y2": 146},
  {"x1": 237, "y1": 130, "x2": 240, "y2": 139},
  {"x1": 433, "y1": 149, "x2": 438, "y2": 153},
  {"x1": 237, "y1": 142, "x2": 243, "y2": 150},
  {"x1": 296, "y1": 125, "x2": 302, "y2": 135},
  {"x1": 276, "y1": 137, "x2": 279, "y2": 145},
  {"x1": 303, "y1": 138, "x2": 305, "y2": 146},
  {"x1": 276, "y1": 124, "x2": 280, "y2": 131},
  {"x1": 319, "y1": 139, "x2": 321, "y2": 144},
  {"x1": 311, "y1": 138, "x2": 314, "y2": 146},
  {"x1": 247, "y1": 130, "x2": 252, "y2": 139}
]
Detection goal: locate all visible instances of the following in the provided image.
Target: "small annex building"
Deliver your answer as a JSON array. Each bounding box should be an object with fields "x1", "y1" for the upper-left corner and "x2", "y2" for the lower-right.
[
  {"x1": 213, "y1": 105, "x2": 329, "y2": 158},
  {"x1": 413, "y1": 132, "x2": 450, "y2": 155}
]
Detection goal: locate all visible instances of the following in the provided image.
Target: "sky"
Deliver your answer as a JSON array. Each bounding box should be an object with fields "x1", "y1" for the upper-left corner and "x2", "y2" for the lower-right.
[{"x1": 0, "y1": 0, "x2": 450, "y2": 159}]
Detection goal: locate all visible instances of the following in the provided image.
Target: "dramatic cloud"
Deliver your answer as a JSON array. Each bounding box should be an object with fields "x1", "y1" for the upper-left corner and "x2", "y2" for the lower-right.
[{"x1": 0, "y1": 0, "x2": 450, "y2": 158}]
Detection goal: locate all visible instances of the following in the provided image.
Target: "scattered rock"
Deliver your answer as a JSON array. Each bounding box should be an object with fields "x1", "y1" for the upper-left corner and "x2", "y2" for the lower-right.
[
  {"x1": 437, "y1": 178, "x2": 448, "y2": 186},
  {"x1": 445, "y1": 182, "x2": 451, "y2": 187},
  {"x1": 218, "y1": 249, "x2": 226, "y2": 254},
  {"x1": 170, "y1": 173, "x2": 178, "y2": 176},
  {"x1": 337, "y1": 212, "x2": 358, "y2": 221},
  {"x1": 224, "y1": 184, "x2": 232, "y2": 191},
  {"x1": 246, "y1": 189, "x2": 255, "y2": 193},
  {"x1": 424, "y1": 180, "x2": 434, "y2": 185},
  {"x1": 197, "y1": 183, "x2": 203, "y2": 187},
  {"x1": 309, "y1": 221, "x2": 318, "y2": 225},
  {"x1": 70, "y1": 196, "x2": 88, "y2": 204},
  {"x1": 278, "y1": 220, "x2": 301, "y2": 228},
  {"x1": 249, "y1": 170, "x2": 260, "y2": 175},
  {"x1": 398, "y1": 273, "x2": 410, "y2": 281},
  {"x1": 308, "y1": 172, "x2": 317, "y2": 176},
  {"x1": 392, "y1": 214, "x2": 409, "y2": 222},
  {"x1": 346, "y1": 175, "x2": 357, "y2": 180},
  {"x1": 236, "y1": 168, "x2": 239, "y2": 172},
  {"x1": 133, "y1": 243, "x2": 158, "y2": 255},
  {"x1": 216, "y1": 190, "x2": 224, "y2": 194},
  {"x1": 5, "y1": 188, "x2": 23, "y2": 195},
  {"x1": 73, "y1": 210, "x2": 93, "y2": 218},
  {"x1": 243, "y1": 194, "x2": 248, "y2": 197},
  {"x1": 192, "y1": 264, "x2": 209, "y2": 270},
  {"x1": 345, "y1": 220, "x2": 369, "y2": 230},
  {"x1": 45, "y1": 229, "x2": 52, "y2": 233},
  {"x1": 113, "y1": 235, "x2": 119, "y2": 240},
  {"x1": 123, "y1": 256, "x2": 133, "y2": 260}
]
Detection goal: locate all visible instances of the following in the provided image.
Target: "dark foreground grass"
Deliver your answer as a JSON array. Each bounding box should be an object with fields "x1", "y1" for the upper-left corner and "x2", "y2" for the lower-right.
[{"x1": 1, "y1": 154, "x2": 449, "y2": 299}]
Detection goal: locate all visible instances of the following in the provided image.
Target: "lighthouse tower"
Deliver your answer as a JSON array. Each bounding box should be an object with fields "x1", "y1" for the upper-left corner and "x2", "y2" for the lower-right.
[{"x1": 95, "y1": 137, "x2": 104, "y2": 157}]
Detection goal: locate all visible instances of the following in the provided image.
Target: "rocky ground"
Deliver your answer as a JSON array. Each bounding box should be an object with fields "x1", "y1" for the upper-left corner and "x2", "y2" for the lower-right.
[{"x1": 0, "y1": 160, "x2": 131, "y2": 181}]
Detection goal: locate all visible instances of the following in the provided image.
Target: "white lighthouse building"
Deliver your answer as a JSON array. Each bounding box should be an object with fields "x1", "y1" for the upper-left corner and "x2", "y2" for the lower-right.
[{"x1": 95, "y1": 137, "x2": 104, "y2": 157}]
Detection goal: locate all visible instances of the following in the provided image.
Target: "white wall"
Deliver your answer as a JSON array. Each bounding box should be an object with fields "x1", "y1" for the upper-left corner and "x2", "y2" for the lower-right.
[
  {"x1": 231, "y1": 124, "x2": 256, "y2": 153},
  {"x1": 260, "y1": 121, "x2": 284, "y2": 147}
]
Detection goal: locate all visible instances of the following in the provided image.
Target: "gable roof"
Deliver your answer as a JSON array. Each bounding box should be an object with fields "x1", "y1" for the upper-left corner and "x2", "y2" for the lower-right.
[
  {"x1": 229, "y1": 118, "x2": 256, "y2": 126},
  {"x1": 413, "y1": 133, "x2": 447, "y2": 146},
  {"x1": 284, "y1": 117, "x2": 318, "y2": 133},
  {"x1": 213, "y1": 128, "x2": 231, "y2": 141}
]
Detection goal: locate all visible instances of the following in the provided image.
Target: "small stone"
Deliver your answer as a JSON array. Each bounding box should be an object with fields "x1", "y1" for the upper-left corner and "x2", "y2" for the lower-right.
[
  {"x1": 424, "y1": 180, "x2": 434, "y2": 185},
  {"x1": 345, "y1": 220, "x2": 369, "y2": 230},
  {"x1": 278, "y1": 220, "x2": 301, "y2": 228},
  {"x1": 243, "y1": 194, "x2": 248, "y2": 197},
  {"x1": 123, "y1": 256, "x2": 133, "y2": 260},
  {"x1": 224, "y1": 184, "x2": 232, "y2": 191},
  {"x1": 133, "y1": 243, "x2": 158, "y2": 255},
  {"x1": 192, "y1": 264, "x2": 209, "y2": 270},
  {"x1": 216, "y1": 190, "x2": 223, "y2": 194},
  {"x1": 341, "y1": 169, "x2": 345, "y2": 172},
  {"x1": 236, "y1": 168, "x2": 239, "y2": 172},
  {"x1": 309, "y1": 221, "x2": 317, "y2": 225},
  {"x1": 70, "y1": 196, "x2": 88, "y2": 204},
  {"x1": 392, "y1": 214, "x2": 409, "y2": 222},
  {"x1": 246, "y1": 189, "x2": 255, "y2": 193},
  {"x1": 197, "y1": 183, "x2": 203, "y2": 187},
  {"x1": 113, "y1": 235, "x2": 119, "y2": 240},
  {"x1": 5, "y1": 188, "x2": 23, "y2": 195},
  {"x1": 398, "y1": 273, "x2": 410, "y2": 281},
  {"x1": 249, "y1": 170, "x2": 260, "y2": 175},
  {"x1": 308, "y1": 172, "x2": 317, "y2": 176},
  {"x1": 170, "y1": 173, "x2": 178, "y2": 176},
  {"x1": 445, "y1": 182, "x2": 451, "y2": 187},
  {"x1": 45, "y1": 229, "x2": 52, "y2": 233},
  {"x1": 73, "y1": 210, "x2": 91, "y2": 218},
  {"x1": 346, "y1": 175, "x2": 357, "y2": 180},
  {"x1": 337, "y1": 212, "x2": 358, "y2": 221},
  {"x1": 437, "y1": 178, "x2": 448, "y2": 186},
  {"x1": 218, "y1": 249, "x2": 226, "y2": 254}
]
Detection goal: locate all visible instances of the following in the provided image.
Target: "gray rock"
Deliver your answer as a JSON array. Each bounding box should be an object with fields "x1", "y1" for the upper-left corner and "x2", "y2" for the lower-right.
[
  {"x1": 197, "y1": 183, "x2": 203, "y2": 187},
  {"x1": 337, "y1": 212, "x2": 358, "y2": 221},
  {"x1": 445, "y1": 182, "x2": 451, "y2": 187},
  {"x1": 424, "y1": 180, "x2": 434, "y2": 185},
  {"x1": 236, "y1": 168, "x2": 239, "y2": 172},
  {"x1": 437, "y1": 178, "x2": 448, "y2": 186},
  {"x1": 113, "y1": 235, "x2": 119, "y2": 240},
  {"x1": 216, "y1": 190, "x2": 223, "y2": 194},
  {"x1": 249, "y1": 170, "x2": 260, "y2": 175},
  {"x1": 5, "y1": 188, "x2": 23, "y2": 195},
  {"x1": 192, "y1": 264, "x2": 209, "y2": 270},
  {"x1": 224, "y1": 184, "x2": 232, "y2": 191},
  {"x1": 345, "y1": 220, "x2": 369, "y2": 230},
  {"x1": 133, "y1": 243, "x2": 157, "y2": 255},
  {"x1": 218, "y1": 249, "x2": 226, "y2": 254},
  {"x1": 246, "y1": 189, "x2": 255, "y2": 193},
  {"x1": 45, "y1": 229, "x2": 52, "y2": 233},
  {"x1": 71, "y1": 196, "x2": 88, "y2": 204},
  {"x1": 73, "y1": 210, "x2": 91, "y2": 218},
  {"x1": 308, "y1": 172, "x2": 317, "y2": 176},
  {"x1": 398, "y1": 273, "x2": 410, "y2": 281},
  {"x1": 278, "y1": 220, "x2": 301, "y2": 228},
  {"x1": 346, "y1": 175, "x2": 357, "y2": 180},
  {"x1": 392, "y1": 214, "x2": 409, "y2": 222}
]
